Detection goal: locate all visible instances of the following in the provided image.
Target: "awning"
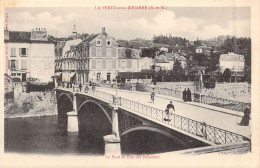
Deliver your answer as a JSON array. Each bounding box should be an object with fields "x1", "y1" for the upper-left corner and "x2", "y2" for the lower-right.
[
  {"x1": 70, "y1": 72, "x2": 76, "y2": 78},
  {"x1": 13, "y1": 77, "x2": 21, "y2": 82},
  {"x1": 70, "y1": 73, "x2": 76, "y2": 82}
]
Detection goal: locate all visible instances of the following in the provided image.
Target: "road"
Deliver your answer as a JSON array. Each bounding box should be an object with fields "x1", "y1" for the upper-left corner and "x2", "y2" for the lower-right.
[{"x1": 97, "y1": 87, "x2": 251, "y2": 138}]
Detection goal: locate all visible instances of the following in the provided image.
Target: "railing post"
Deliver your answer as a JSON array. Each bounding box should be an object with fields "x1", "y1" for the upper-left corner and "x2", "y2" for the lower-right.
[
  {"x1": 181, "y1": 117, "x2": 182, "y2": 129},
  {"x1": 196, "y1": 122, "x2": 197, "y2": 135},
  {"x1": 225, "y1": 131, "x2": 227, "y2": 144},
  {"x1": 214, "y1": 127, "x2": 216, "y2": 144},
  {"x1": 188, "y1": 119, "x2": 190, "y2": 133}
]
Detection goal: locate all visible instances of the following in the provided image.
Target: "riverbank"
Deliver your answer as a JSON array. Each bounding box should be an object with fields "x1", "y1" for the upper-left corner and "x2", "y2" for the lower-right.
[{"x1": 4, "y1": 90, "x2": 57, "y2": 118}]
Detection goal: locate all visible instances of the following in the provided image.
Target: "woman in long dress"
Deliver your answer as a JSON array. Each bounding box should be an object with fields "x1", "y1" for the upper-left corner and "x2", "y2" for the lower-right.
[{"x1": 240, "y1": 106, "x2": 250, "y2": 126}]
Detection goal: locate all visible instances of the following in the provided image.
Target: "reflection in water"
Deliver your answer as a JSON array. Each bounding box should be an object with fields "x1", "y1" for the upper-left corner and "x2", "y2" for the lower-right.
[{"x1": 5, "y1": 115, "x2": 193, "y2": 155}]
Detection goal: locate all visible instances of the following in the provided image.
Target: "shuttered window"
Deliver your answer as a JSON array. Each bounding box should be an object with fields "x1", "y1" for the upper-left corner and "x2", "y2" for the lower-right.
[
  {"x1": 21, "y1": 60, "x2": 27, "y2": 70},
  {"x1": 96, "y1": 60, "x2": 102, "y2": 69},
  {"x1": 11, "y1": 48, "x2": 16, "y2": 57},
  {"x1": 96, "y1": 47, "x2": 102, "y2": 57},
  {"x1": 112, "y1": 60, "x2": 116, "y2": 69},
  {"x1": 102, "y1": 60, "x2": 106, "y2": 69},
  {"x1": 91, "y1": 60, "x2": 96, "y2": 69},
  {"x1": 106, "y1": 60, "x2": 112, "y2": 69},
  {"x1": 127, "y1": 60, "x2": 132, "y2": 69},
  {"x1": 106, "y1": 48, "x2": 112, "y2": 57}
]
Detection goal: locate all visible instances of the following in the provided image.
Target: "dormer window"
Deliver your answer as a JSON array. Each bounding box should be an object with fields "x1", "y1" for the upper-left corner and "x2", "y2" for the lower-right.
[
  {"x1": 106, "y1": 40, "x2": 111, "y2": 46},
  {"x1": 96, "y1": 40, "x2": 101, "y2": 46}
]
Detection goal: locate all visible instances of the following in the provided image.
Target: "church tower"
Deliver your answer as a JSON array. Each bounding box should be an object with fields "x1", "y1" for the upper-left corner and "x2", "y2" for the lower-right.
[{"x1": 72, "y1": 19, "x2": 77, "y2": 39}]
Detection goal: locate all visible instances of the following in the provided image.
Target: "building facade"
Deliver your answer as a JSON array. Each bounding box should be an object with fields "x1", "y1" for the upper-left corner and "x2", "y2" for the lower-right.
[
  {"x1": 219, "y1": 53, "x2": 245, "y2": 73},
  {"x1": 88, "y1": 28, "x2": 118, "y2": 82},
  {"x1": 141, "y1": 57, "x2": 154, "y2": 70},
  {"x1": 4, "y1": 27, "x2": 55, "y2": 83}
]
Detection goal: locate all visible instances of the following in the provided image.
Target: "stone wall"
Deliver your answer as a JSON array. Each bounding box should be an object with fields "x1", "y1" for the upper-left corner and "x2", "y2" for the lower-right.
[
  {"x1": 5, "y1": 85, "x2": 57, "y2": 118},
  {"x1": 155, "y1": 82, "x2": 250, "y2": 103}
]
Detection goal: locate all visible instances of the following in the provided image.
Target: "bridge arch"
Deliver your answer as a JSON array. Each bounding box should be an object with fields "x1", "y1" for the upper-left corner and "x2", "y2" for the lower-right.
[
  {"x1": 57, "y1": 93, "x2": 73, "y2": 126},
  {"x1": 78, "y1": 100, "x2": 112, "y2": 124},
  {"x1": 57, "y1": 93, "x2": 73, "y2": 104},
  {"x1": 121, "y1": 125, "x2": 186, "y2": 146}
]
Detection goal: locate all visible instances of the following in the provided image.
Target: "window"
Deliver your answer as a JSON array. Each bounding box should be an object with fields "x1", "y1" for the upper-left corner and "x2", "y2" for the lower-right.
[
  {"x1": 17, "y1": 73, "x2": 21, "y2": 76},
  {"x1": 19, "y1": 48, "x2": 27, "y2": 56},
  {"x1": 21, "y1": 60, "x2": 27, "y2": 70},
  {"x1": 96, "y1": 48, "x2": 102, "y2": 57},
  {"x1": 121, "y1": 60, "x2": 126, "y2": 69},
  {"x1": 11, "y1": 73, "x2": 16, "y2": 76},
  {"x1": 106, "y1": 40, "x2": 111, "y2": 46},
  {"x1": 96, "y1": 40, "x2": 101, "y2": 46},
  {"x1": 106, "y1": 48, "x2": 112, "y2": 57},
  {"x1": 127, "y1": 60, "x2": 132, "y2": 69},
  {"x1": 10, "y1": 60, "x2": 17, "y2": 69},
  {"x1": 11, "y1": 48, "x2": 16, "y2": 57},
  {"x1": 91, "y1": 60, "x2": 96, "y2": 69},
  {"x1": 96, "y1": 60, "x2": 102, "y2": 69},
  {"x1": 106, "y1": 60, "x2": 112, "y2": 69}
]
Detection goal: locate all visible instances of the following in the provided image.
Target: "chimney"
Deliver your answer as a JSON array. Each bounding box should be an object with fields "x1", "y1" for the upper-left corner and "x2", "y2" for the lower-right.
[
  {"x1": 4, "y1": 26, "x2": 9, "y2": 40},
  {"x1": 102, "y1": 27, "x2": 106, "y2": 35}
]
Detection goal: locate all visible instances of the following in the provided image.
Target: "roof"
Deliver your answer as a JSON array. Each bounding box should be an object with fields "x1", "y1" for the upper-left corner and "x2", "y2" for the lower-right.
[
  {"x1": 164, "y1": 53, "x2": 174, "y2": 61},
  {"x1": 178, "y1": 56, "x2": 187, "y2": 61},
  {"x1": 118, "y1": 47, "x2": 141, "y2": 59},
  {"x1": 81, "y1": 34, "x2": 100, "y2": 44},
  {"x1": 62, "y1": 39, "x2": 82, "y2": 56},
  {"x1": 5, "y1": 31, "x2": 55, "y2": 44},
  {"x1": 220, "y1": 53, "x2": 245, "y2": 61}
]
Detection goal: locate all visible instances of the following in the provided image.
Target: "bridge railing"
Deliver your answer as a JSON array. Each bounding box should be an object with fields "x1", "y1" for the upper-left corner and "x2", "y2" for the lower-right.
[
  {"x1": 57, "y1": 87, "x2": 249, "y2": 145},
  {"x1": 200, "y1": 95, "x2": 251, "y2": 112},
  {"x1": 119, "y1": 97, "x2": 249, "y2": 145},
  {"x1": 88, "y1": 89, "x2": 114, "y2": 103},
  {"x1": 102, "y1": 83, "x2": 250, "y2": 112}
]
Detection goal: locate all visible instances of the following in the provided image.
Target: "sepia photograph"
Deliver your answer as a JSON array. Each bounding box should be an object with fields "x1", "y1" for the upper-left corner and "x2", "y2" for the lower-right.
[{"x1": 1, "y1": 1, "x2": 260, "y2": 167}]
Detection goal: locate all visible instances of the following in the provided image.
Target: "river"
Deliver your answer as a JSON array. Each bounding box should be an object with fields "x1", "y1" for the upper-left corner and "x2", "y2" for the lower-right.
[{"x1": 5, "y1": 116, "x2": 189, "y2": 155}]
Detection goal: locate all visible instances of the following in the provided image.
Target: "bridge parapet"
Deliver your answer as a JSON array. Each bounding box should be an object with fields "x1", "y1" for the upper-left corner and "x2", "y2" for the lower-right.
[{"x1": 56, "y1": 87, "x2": 250, "y2": 147}]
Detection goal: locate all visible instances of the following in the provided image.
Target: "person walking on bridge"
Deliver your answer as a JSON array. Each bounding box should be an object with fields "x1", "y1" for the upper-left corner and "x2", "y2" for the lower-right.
[
  {"x1": 164, "y1": 101, "x2": 175, "y2": 121},
  {"x1": 183, "y1": 88, "x2": 187, "y2": 102},
  {"x1": 240, "y1": 106, "x2": 250, "y2": 126},
  {"x1": 186, "y1": 88, "x2": 192, "y2": 102},
  {"x1": 150, "y1": 88, "x2": 155, "y2": 103}
]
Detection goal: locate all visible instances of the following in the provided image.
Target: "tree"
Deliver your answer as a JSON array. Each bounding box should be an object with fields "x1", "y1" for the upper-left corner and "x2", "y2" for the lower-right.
[
  {"x1": 223, "y1": 68, "x2": 231, "y2": 82},
  {"x1": 172, "y1": 60, "x2": 185, "y2": 81}
]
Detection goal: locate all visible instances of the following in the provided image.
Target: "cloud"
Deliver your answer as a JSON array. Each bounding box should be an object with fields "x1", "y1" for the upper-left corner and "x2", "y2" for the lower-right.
[{"x1": 7, "y1": 10, "x2": 250, "y2": 41}]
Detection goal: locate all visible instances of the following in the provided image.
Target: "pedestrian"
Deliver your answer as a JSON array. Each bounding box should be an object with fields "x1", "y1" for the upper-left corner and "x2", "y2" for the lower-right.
[
  {"x1": 84, "y1": 84, "x2": 89, "y2": 93},
  {"x1": 240, "y1": 106, "x2": 250, "y2": 126},
  {"x1": 186, "y1": 88, "x2": 192, "y2": 102},
  {"x1": 164, "y1": 101, "x2": 175, "y2": 121},
  {"x1": 183, "y1": 88, "x2": 187, "y2": 102},
  {"x1": 150, "y1": 88, "x2": 155, "y2": 103},
  {"x1": 92, "y1": 82, "x2": 96, "y2": 91},
  {"x1": 79, "y1": 83, "x2": 82, "y2": 92}
]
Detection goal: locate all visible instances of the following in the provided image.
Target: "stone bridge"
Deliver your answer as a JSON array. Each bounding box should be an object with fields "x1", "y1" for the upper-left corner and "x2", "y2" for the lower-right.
[{"x1": 56, "y1": 88, "x2": 250, "y2": 155}]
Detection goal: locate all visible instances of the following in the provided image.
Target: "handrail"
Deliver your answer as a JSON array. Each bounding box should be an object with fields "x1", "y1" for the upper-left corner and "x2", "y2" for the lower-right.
[
  {"x1": 57, "y1": 87, "x2": 249, "y2": 145},
  {"x1": 99, "y1": 83, "x2": 251, "y2": 112}
]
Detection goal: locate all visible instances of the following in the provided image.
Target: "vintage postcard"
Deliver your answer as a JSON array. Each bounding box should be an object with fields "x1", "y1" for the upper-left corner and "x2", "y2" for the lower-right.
[{"x1": 0, "y1": 0, "x2": 259, "y2": 167}]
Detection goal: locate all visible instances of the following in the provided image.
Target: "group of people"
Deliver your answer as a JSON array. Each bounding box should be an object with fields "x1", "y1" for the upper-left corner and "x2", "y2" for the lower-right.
[{"x1": 182, "y1": 88, "x2": 192, "y2": 102}]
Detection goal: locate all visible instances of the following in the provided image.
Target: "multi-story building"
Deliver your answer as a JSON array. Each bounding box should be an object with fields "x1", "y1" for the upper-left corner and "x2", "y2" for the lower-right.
[
  {"x1": 219, "y1": 53, "x2": 245, "y2": 73},
  {"x1": 118, "y1": 47, "x2": 141, "y2": 73},
  {"x1": 4, "y1": 27, "x2": 55, "y2": 83},
  {"x1": 88, "y1": 28, "x2": 118, "y2": 82}
]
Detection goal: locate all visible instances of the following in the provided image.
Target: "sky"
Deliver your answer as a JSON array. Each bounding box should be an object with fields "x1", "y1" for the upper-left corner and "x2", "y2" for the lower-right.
[{"x1": 5, "y1": 7, "x2": 250, "y2": 41}]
